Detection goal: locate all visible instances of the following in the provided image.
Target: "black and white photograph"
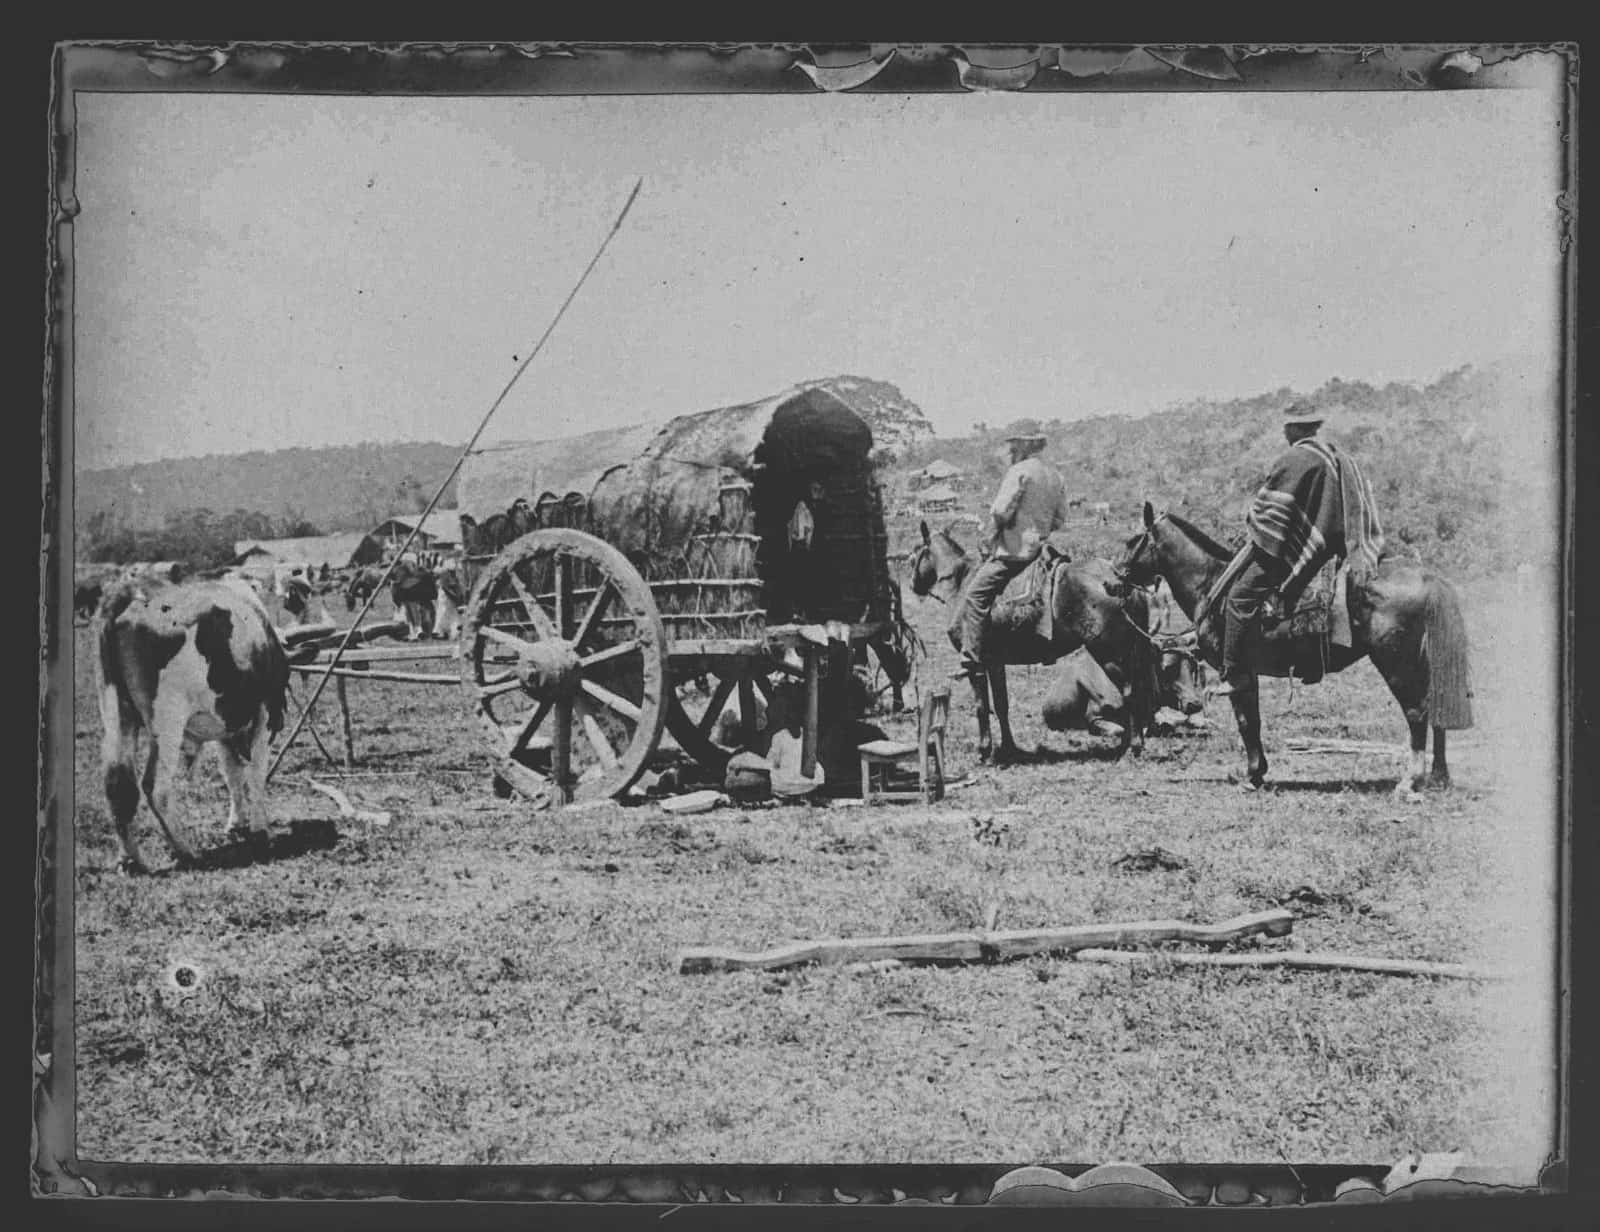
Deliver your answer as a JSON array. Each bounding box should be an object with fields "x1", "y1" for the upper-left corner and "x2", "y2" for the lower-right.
[{"x1": 40, "y1": 43, "x2": 1574, "y2": 1204}]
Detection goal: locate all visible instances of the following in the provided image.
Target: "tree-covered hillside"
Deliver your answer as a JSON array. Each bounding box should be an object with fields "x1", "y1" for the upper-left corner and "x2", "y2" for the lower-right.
[{"x1": 73, "y1": 363, "x2": 1552, "y2": 580}]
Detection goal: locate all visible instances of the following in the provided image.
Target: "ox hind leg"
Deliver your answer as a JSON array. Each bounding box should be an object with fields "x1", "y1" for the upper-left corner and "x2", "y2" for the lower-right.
[
  {"x1": 141, "y1": 703, "x2": 204, "y2": 868},
  {"x1": 218, "y1": 721, "x2": 274, "y2": 846},
  {"x1": 100, "y1": 685, "x2": 148, "y2": 874},
  {"x1": 1369, "y1": 646, "x2": 1430, "y2": 795}
]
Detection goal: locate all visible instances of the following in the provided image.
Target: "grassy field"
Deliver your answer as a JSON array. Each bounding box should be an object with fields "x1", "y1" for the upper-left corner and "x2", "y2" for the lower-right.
[{"x1": 65, "y1": 571, "x2": 1558, "y2": 1172}]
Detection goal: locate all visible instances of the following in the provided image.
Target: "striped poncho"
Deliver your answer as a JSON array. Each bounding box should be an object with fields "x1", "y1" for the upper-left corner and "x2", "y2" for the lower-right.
[{"x1": 1246, "y1": 436, "x2": 1385, "y2": 602}]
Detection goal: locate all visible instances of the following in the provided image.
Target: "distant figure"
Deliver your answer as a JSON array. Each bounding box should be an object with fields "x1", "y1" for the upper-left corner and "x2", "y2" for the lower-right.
[{"x1": 956, "y1": 433, "x2": 1069, "y2": 679}]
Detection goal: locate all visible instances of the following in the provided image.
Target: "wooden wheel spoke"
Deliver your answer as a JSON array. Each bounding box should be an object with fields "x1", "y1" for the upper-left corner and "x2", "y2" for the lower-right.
[
  {"x1": 479, "y1": 624, "x2": 538, "y2": 655},
  {"x1": 696, "y1": 676, "x2": 739, "y2": 739},
  {"x1": 575, "y1": 698, "x2": 619, "y2": 769},
  {"x1": 578, "y1": 638, "x2": 641, "y2": 670},
  {"x1": 572, "y1": 580, "x2": 616, "y2": 648},
  {"x1": 553, "y1": 556, "x2": 572, "y2": 638},
  {"x1": 580, "y1": 678, "x2": 643, "y2": 723},
  {"x1": 478, "y1": 673, "x2": 524, "y2": 700},
  {"x1": 511, "y1": 700, "x2": 553, "y2": 754},
  {"x1": 506, "y1": 569, "x2": 557, "y2": 639}
]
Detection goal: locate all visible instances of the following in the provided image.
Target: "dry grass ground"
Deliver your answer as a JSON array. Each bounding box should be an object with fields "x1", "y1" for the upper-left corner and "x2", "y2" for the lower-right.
[{"x1": 66, "y1": 573, "x2": 1558, "y2": 1171}]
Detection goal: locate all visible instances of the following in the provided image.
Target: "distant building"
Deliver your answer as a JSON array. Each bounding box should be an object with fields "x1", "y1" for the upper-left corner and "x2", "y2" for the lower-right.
[
  {"x1": 918, "y1": 483, "x2": 960, "y2": 514},
  {"x1": 911, "y1": 459, "x2": 966, "y2": 489},
  {"x1": 362, "y1": 509, "x2": 463, "y2": 560},
  {"x1": 230, "y1": 532, "x2": 373, "y2": 572}
]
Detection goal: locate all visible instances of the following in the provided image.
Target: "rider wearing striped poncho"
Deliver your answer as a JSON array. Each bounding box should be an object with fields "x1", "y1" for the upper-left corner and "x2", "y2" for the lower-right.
[{"x1": 1215, "y1": 402, "x2": 1385, "y2": 696}]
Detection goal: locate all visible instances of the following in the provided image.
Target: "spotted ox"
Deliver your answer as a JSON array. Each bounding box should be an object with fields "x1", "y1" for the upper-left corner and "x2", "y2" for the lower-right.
[
  {"x1": 1042, "y1": 647, "x2": 1131, "y2": 738},
  {"x1": 96, "y1": 577, "x2": 289, "y2": 872},
  {"x1": 433, "y1": 560, "x2": 468, "y2": 641},
  {"x1": 1043, "y1": 640, "x2": 1207, "y2": 739}
]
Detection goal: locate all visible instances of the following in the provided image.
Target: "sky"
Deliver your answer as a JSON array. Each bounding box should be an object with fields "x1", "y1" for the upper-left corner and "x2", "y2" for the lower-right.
[{"x1": 70, "y1": 85, "x2": 1566, "y2": 470}]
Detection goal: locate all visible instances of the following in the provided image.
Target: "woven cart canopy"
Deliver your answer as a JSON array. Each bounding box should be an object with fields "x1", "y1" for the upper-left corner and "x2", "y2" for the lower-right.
[{"x1": 457, "y1": 384, "x2": 892, "y2": 626}]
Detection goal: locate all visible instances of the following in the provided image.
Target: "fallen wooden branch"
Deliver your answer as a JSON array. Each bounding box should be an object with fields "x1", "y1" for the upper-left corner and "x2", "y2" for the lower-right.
[
  {"x1": 1068, "y1": 948, "x2": 1508, "y2": 981},
  {"x1": 1283, "y1": 738, "x2": 1398, "y2": 756},
  {"x1": 676, "y1": 908, "x2": 1293, "y2": 975},
  {"x1": 285, "y1": 621, "x2": 412, "y2": 662},
  {"x1": 289, "y1": 664, "x2": 459, "y2": 685},
  {"x1": 306, "y1": 779, "x2": 392, "y2": 827}
]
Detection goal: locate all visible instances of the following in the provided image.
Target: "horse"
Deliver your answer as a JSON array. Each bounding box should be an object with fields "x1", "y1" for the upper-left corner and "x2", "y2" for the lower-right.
[
  {"x1": 908, "y1": 521, "x2": 1157, "y2": 764},
  {"x1": 1114, "y1": 502, "x2": 1473, "y2": 792}
]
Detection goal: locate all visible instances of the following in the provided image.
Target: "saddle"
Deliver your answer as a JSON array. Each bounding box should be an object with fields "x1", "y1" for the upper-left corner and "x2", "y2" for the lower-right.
[{"x1": 1013, "y1": 533, "x2": 1076, "y2": 641}]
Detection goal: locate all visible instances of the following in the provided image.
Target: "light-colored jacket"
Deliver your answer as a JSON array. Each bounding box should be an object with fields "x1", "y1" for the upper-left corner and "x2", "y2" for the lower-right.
[{"x1": 989, "y1": 456, "x2": 1069, "y2": 561}]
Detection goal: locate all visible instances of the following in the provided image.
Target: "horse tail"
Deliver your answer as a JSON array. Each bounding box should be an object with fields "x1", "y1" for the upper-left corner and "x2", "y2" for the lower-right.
[{"x1": 1424, "y1": 574, "x2": 1474, "y2": 729}]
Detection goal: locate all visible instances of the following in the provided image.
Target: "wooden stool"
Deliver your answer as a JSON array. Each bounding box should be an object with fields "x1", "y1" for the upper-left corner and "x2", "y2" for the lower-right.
[{"x1": 859, "y1": 688, "x2": 950, "y2": 804}]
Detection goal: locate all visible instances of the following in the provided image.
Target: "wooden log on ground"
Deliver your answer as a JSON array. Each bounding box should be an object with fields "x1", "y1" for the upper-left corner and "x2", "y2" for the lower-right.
[
  {"x1": 288, "y1": 664, "x2": 460, "y2": 685},
  {"x1": 282, "y1": 621, "x2": 341, "y2": 648},
  {"x1": 306, "y1": 779, "x2": 392, "y2": 826},
  {"x1": 1283, "y1": 738, "x2": 1399, "y2": 756},
  {"x1": 1068, "y1": 948, "x2": 1508, "y2": 981},
  {"x1": 676, "y1": 908, "x2": 1293, "y2": 975}
]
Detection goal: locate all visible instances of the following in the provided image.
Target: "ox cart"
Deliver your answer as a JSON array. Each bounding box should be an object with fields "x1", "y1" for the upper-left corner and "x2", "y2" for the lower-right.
[{"x1": 308, "y1": 384, "x2": 901, "y2": 808}]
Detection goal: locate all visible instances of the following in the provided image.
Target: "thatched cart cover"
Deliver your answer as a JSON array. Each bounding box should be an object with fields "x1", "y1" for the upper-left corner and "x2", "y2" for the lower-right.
[{"x1": 458, "y1": 385, "x2": 892, "y2": 628}]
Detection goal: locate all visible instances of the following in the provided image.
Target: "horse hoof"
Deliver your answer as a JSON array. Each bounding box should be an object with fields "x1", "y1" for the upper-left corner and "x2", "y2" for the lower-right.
[{"x1": 1428, "y1": 772, "x2": 1452, "y2": 790}]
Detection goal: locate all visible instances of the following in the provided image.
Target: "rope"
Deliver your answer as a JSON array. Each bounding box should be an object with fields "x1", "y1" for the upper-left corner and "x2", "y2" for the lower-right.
[{"x1": 267, "y1": 178, "x2": 644, "y2": 782}]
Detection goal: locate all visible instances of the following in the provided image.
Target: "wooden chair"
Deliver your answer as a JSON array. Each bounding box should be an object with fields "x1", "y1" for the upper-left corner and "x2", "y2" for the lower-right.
[{"x1": 859, "y1": 687, "x2": 950, "y2": 804}]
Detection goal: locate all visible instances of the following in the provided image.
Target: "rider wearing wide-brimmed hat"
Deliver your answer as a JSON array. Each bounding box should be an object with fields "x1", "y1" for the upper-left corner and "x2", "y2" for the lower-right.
[
  {"x1": 1214, "y1": 402, "x2": 1385, "y2": 696},
  {"x1": 956, "y1": 432, "x2": 1069, "y2": 677}
]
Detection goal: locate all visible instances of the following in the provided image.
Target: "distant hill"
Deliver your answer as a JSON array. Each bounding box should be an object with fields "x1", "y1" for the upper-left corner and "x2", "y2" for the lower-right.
[
  {"x1": 75, "y1": 363, "x2": 1554, "y2": 581},
  {"x1": 76, "y1": 441, "x2": 463, "y2": 538}
]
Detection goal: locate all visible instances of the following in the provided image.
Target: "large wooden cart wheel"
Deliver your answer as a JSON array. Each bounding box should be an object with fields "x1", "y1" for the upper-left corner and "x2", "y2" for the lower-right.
[{"x1": 460, "y1": 529, "x2": 668, "y2": 807}]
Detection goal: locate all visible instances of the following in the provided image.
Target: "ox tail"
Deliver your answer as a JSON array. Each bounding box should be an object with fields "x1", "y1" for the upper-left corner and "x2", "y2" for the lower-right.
[{"x1": 1424, "y1": 574, "x2": 1474, "y2": 730}]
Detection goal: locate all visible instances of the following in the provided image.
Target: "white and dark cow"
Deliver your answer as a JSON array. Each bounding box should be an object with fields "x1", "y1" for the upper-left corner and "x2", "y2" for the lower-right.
[
  {"x1": 433, "y1": 560, "x2": 469, "y2": 641},
  {"x1": 96, "y1": 577, "x2": 289, "y2": 872}
]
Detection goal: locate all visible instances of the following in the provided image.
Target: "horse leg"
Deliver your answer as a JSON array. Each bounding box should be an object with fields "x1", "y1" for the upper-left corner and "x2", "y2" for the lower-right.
[
  {"x1": 970, "y1": 670, "x2": 993, "y2": 764},
  {"x1": 989, "y1": 666, "x2": 1021, "y2": 764},
  {"x1": 1228, "y1": 684, "x2": 1268, "y2": 788},
  {"x1": 1372, "y1": 649, "x2": 1430, "y2": 794},
  {"x1": 1429, "y1": 726, "x2": 1451, "y2": 789}
]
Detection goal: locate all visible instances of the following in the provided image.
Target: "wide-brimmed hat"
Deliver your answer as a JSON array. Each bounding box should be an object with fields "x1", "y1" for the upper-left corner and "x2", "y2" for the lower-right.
[{"x1": 1282, "y1": 403, "x2": 1325, "y2": 426}]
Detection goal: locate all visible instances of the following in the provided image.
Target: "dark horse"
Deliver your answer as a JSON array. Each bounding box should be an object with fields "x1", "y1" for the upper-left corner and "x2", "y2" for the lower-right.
[
  {"x1": 1115, "y1": 502, "x2": 1473, "y2": 792},
  {"x1": 908, "y1": 521, "x2": 1156, "y2": 763}
]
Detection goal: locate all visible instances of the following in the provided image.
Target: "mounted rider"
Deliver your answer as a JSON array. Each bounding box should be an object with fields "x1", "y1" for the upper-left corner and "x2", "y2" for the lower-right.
[
  {"x1": 956, "y1": 432, "x2": 1070, "y2": 678},
  {"x1": 1213, "y1": 402, "x2": 1385, "y2": 696}
]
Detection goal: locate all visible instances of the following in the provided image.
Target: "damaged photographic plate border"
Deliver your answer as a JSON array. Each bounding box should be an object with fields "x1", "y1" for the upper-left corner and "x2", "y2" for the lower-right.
[{"x1": 37, "y1": 40, "x2": 1582, "y2": 1216}]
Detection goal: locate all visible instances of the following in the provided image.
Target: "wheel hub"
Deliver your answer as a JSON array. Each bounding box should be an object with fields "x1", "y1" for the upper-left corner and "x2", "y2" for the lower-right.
[{"x1": 515, "y1": 638, "x2": 583, "y2": 700}]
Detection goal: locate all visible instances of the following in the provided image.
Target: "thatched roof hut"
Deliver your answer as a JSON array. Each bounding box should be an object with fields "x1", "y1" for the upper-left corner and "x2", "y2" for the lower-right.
[{"x1": 456, "y1": 384, "x2": 892, "y2": 627}]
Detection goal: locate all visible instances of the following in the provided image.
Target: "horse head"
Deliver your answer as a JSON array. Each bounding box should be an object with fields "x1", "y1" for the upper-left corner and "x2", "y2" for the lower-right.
[
  {"x1": 907, "y1": 519, "x2": 969, "y2": 601},
  {"x1": 1114, "y1": 501, "x2": 1167, "y2": 589}
]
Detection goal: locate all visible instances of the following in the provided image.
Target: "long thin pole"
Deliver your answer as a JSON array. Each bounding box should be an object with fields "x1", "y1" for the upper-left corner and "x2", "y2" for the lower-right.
[{"x1": 268, "y1": 178, "x2": 644, "y2": 782}]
